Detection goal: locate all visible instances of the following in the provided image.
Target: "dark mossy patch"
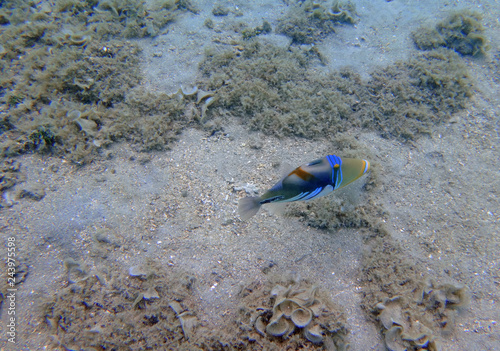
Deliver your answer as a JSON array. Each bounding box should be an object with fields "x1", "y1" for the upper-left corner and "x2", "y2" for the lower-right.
[
  {"x1": 59, "y1": 41, "x2": 142, "y2": 106},
  {"x1": 0, "y1": 0, "x2": 197, "y2": 164},
  {"x1": 362, "y1": 48, "x2": 473, "y2": 140},
  {"x1": 212, "y1": 4, "x2": 230, "y2": 16},
  {"x1": 90, "y1": 0, "x2": 184, "y2": 39},
  {"x1": 198, "y1": 41, "x2": 472, "y2": 141},
  {"x1": 241, "y1": 20, "x2": 272, "y2": 40},
  {"x1": 412, "y1": 10, "x2": 489, "y2": 56},
  {"x1": 40, "y1": 256, "x2": 343, "y2": 349},
  {"x1": 198, "y1": 40, "x2": 363, "y2": 138},
  {"x1": 277, "y1": 0, "x2": 357, "y2": 44},
  {"x1": 103, "y1": 88, "x2": 188, "y2": 152}
]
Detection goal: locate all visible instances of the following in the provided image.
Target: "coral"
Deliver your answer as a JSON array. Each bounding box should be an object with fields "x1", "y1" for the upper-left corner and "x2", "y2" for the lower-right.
[
  {"x1": 412, "y1": 10, "x2": 489, "y2": 56},
  {"x1": 238, "y1": 277, "x2": 349, "y2": 349},
  {"x1": 375, "y1": 279, "x2": 469, "y2": 351}
]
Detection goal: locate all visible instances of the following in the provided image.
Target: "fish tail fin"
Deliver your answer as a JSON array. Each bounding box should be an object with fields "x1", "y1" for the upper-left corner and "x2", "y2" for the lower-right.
[{"x1": 238, "y1": 196, "x2": 262, "y2": 221}]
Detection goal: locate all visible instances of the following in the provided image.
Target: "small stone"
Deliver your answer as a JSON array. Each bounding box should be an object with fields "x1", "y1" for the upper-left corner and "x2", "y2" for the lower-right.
[
  {"x1": 144, "y1": 287, "x2": 160, "y2": 300},
  {"x1": 17, "y1": 184, "x2": 45, "y2": 201},
  {"x1": 129, "y1": 265, "x2": 147, "y2": 277}
]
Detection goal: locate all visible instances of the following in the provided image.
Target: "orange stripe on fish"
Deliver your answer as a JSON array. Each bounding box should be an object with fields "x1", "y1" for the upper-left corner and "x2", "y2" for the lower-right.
[{"x1": 288, "y1": 167, "x2": 315, "y2": 181}]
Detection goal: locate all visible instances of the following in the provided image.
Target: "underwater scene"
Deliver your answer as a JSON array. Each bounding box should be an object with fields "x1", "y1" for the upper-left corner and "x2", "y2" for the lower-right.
[{"x1": 0, "y1": 0, "x2": 498, "y2": 350}]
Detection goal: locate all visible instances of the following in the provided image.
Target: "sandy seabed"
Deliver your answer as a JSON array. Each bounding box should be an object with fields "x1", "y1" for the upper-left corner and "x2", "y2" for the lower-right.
[{"x1": 0, "y1": 0, "x2": 499, "y2": 350}]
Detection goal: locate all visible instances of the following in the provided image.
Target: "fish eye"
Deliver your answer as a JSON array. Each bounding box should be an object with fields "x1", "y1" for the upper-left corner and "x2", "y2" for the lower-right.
[{"x1": 307, "y1": 159, "x2": 322, "y2": 166}]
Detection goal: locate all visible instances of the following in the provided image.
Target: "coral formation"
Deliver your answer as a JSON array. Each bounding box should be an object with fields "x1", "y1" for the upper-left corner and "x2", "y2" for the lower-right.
[
  {"x1": 238, "y1": 277, "x2": 349, "y2": 349},
  {"x1": 254, "y1": 282, "x2": 348, "y2": 346},
  {"x1": 412, "y1": 10, "x2": 489, "y2": 56},
  {"x1": 375, "y1": 279, "x2": 469, "y2": 351},
  {"x1": 360, "y1": 233, "x2": 469, "y2": 351}
]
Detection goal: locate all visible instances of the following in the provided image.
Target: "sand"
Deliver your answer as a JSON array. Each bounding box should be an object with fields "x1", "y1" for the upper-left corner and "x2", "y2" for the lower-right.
[{"x1": 0, "y1": 0, "x2": 499, "y2": 350}]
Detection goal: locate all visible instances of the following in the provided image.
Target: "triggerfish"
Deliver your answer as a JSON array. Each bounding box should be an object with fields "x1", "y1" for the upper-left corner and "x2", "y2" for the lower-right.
[{"x1": 238, "y1": 155, "x2": 370, "y2": 220}]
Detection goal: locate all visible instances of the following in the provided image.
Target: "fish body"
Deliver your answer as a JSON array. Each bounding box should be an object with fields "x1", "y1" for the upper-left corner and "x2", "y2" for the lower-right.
[{"x1": 238, "y1": 155, "x2": 370, "y2": 220}]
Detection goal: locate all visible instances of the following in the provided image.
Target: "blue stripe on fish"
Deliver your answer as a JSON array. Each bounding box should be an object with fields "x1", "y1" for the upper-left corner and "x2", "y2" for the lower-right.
[
  {"x1": 304, "y1": 187, "x2": 323, "y2": 200},
  {"x1": 284, "y1": 192, "x2": 309, "y2": 202},
  {"x1": 326, "y1": 155, "x2": 342, "y2": 189}
]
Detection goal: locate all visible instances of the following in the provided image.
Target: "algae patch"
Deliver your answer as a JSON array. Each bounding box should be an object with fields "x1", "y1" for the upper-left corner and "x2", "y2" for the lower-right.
[
  {"x1": 277, "y1": 0, "x2": 358, "y2": 44},
  {"x1": 199, "y1": 40, "x2": 362, "y2": 138},
  {"x1": 363, "y1": 48, "x2": 472, "y2": 140},
  {"x1": 412, "y1": 10, "x2": 489, "y2": 56},
  {"x1": 199, "y1": 40, "x2": 472, "y2": 141},
  {"x1": 41, "y1": 259, "x2": 201, "y2": 350},
  {"x1": 0, "y1": 0, "x2": 199, "y2": 163}
]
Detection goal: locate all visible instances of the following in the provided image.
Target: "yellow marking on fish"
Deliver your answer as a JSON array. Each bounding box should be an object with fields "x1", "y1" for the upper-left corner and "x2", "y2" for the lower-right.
[{"x1": 289, "y1": 166, "x2": 315, "y2": 181}]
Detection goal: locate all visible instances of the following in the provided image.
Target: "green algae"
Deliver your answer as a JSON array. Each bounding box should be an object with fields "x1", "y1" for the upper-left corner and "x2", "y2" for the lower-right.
[
  {"x1": 242, "y1": 20, "x2": 272, "y2": 40},
  {"x1": 198, "y1": 40, "x2": 472, "y2": 141},
  {"x1": 0, "y1": 0, "x2": 196, "y2": 164},
  {"x1": 277, "y1": 0, "x2": 357, "y2": 44},
  {"x1": 412, "y1": 10, "x2": 489, "y2": 56},
  {"x1": 362, "y1": 48, "x2": 472, "y2": 140},
  {"x1": 198, "y1": 40, "x2": 361, "y2": 138}
]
